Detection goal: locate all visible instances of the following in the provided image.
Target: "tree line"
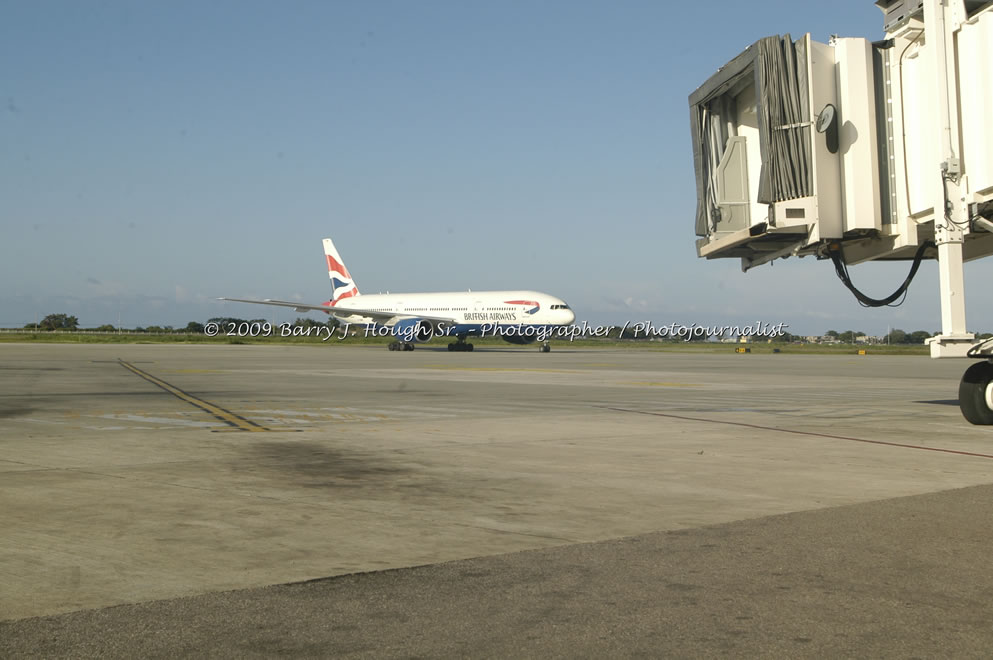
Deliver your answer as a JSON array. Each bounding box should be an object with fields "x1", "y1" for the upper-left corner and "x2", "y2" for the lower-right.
[
  {"x1": 22, "y1": 314, "x2": 337, "y2": 334},
  {"x1": 824, "y1": 329, "x2": 993, "y2": 344}
]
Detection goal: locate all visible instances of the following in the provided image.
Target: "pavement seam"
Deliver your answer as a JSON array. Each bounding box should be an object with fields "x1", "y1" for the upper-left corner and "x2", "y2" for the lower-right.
[{"x1": 600, "y1": 406, "x2": 993, "y2": 459}]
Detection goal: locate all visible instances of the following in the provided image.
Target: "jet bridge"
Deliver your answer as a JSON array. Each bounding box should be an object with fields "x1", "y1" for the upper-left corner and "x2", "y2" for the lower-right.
[{"x1": 689, "y1": 0, "x2": 993, "y2": 424}]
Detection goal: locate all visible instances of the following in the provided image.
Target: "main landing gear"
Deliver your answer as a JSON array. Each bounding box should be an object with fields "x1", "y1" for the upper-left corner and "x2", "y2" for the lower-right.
[
  {"x1": 540, "y1": 341, "x2": 551, "y2": 353},
  {"x1": 388, "y1": 341, "x2": 415, "y2": 351},
  {"x1": 447, "y1": 336, "x2": 474, "y2": 352},
  {"x1": 959, "y1": 360, "x2": 993, "y2": 425}
]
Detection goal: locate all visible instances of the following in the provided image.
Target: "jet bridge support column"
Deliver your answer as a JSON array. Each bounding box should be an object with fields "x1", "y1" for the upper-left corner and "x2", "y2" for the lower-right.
[
  {"x1": 923, "y1": 0, "x2": 975, "y2": 358},
  {"x1": 930, "y1": 224, "x2": 974, "y2": 357}
]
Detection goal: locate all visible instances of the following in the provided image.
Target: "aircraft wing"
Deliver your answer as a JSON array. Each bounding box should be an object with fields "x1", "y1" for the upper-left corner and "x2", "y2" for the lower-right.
[
  {"x1": 218, "y1": 297, "x2": 337, "y2": 314},
  {"x1": 217, "y1": 298, "x2": 455, "y2": 325}
]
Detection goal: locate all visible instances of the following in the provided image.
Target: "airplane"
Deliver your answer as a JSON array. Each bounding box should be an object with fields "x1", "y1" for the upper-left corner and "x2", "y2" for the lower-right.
[{"x1": 220, "y1": 238, "x2": 576, "y2": 352}]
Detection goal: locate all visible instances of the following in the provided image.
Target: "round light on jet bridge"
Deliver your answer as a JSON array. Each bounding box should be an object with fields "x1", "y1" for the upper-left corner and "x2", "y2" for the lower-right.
[{"x1": 815, "y1": 103, "x2": 836, "y2": 134}]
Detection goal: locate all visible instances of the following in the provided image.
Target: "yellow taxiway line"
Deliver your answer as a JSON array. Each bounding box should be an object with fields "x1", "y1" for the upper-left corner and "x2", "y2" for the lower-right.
[{"x1": 118, "y1": 360, "x2": 270, "y2": 432}]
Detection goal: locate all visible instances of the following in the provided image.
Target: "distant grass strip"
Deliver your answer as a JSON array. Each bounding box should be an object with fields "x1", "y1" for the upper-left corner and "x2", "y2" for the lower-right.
[{"x1": 0, "y1": 331, "x2": 930, "y2": 355}]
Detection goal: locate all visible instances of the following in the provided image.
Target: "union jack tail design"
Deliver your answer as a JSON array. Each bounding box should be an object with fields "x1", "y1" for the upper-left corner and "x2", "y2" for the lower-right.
[{"x1": 323, "y1": 238, "x2": 360, "y2": 304}]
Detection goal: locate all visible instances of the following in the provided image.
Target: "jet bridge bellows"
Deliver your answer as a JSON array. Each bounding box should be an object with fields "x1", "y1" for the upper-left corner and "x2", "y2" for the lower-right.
[{"x1": 690, "y1": 33, "x2": 892, "y2": 271}]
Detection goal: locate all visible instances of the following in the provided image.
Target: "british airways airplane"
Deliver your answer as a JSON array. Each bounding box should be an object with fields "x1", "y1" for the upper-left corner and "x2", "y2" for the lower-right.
[{"x1": 221, "y1": 238, "x2": 576, "y2": 352}]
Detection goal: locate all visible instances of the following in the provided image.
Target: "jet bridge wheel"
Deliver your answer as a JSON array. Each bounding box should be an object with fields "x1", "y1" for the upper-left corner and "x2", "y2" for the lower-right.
[{"x1": 959, "y1": 361, "x2": 993, "y2": 425}]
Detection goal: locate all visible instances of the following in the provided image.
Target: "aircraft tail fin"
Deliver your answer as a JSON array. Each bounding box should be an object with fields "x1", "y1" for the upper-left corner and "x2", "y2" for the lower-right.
[{"x1": 323, "y1": 238, "x2": 360, "y2": 303}]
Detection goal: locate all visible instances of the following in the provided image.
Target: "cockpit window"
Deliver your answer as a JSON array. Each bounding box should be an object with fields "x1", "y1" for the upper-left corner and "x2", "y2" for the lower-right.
[{"x1": 550, "y1": 304, "x2": 571, "y2": 310}]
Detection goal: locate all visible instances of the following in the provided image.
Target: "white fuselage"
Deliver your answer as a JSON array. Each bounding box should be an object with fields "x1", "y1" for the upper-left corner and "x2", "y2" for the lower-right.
[{"x1": 330, "y1": 290, "x2": 575, "y2": 330}]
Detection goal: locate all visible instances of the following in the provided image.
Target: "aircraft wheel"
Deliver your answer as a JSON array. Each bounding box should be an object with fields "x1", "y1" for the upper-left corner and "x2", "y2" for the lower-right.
[
  {"x1": 541, "y1": 343, "x2": 551, "y2": 353},
  {"x1": 388, "y1": 342, "x2": 398, "y2": 351},
  {"x1": 448, "y1": 343, "x2": 455, "y2": 352},
  {"x1": 404, "y1": 343, "x2": 415, "y2": 351},
  {"x1": 959, "y1": 361, "x2": 993, "y2": 425},
  {"x1": 467, "y1": 344, "x2": 474, "y2": 352}
]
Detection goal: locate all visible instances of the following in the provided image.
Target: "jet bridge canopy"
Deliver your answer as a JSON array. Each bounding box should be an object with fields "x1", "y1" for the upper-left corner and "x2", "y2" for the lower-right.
[{"x1": 690, "y1": 35, "x2": 814, "y2": 240}]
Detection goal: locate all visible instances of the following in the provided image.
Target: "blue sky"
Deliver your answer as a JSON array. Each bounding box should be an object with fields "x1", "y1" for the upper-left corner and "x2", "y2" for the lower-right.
[{"x1": 2, "y1": 1, "x2": 990, "y2": 335}]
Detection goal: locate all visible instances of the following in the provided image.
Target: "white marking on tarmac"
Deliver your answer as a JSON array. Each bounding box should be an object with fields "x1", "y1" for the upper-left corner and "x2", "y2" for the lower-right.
[
  {"x1": 247, "y1": 406, "x2": 463, "y2": 423},
  {"x1": 19, "y1": 418, "x2": 65, "y2": 426},
  {"x1": 97, "y1": 414, "x2": 226, "y2": 428},
  {"x1": 19, "y1": 417, "x2": 163, "y2": 431},
  {"x1": 249, "y1": 408, "x2": 388, "y2": 423}
]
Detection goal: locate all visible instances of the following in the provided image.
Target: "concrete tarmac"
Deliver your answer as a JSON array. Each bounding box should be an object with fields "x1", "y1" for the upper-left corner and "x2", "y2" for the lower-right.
[{"x1": 2, "y1": 343, "x2": 992, "y2": 655}]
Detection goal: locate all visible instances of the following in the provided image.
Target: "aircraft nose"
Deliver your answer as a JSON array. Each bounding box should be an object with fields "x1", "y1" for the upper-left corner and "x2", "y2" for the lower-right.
[{"x1": 565, "y1": 309, "x2": 576, "y2": 324}]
